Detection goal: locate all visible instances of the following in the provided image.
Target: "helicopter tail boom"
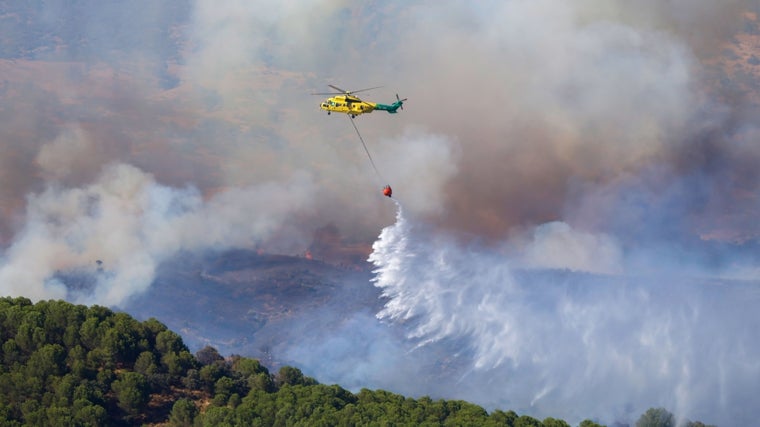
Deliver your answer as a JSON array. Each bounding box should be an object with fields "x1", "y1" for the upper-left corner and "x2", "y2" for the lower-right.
[{"x1": 374, "y1": 94, "x2": 407, "y2": 114}]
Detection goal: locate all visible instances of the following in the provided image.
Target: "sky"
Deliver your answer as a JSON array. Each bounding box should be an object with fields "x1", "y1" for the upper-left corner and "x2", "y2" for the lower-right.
[{"x1": 1, "y1": 1, "x2": 759, "y2": 425}]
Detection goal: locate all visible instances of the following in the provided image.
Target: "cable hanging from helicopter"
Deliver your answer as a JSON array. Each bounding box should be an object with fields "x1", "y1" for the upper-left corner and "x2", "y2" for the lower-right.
[{"x1": 313, "y1": 84, "x2": 406, "y2": 198}]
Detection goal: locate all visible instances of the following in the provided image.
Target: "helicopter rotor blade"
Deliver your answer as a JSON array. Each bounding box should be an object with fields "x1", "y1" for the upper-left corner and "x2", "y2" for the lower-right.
[
  {"x1": 326, "y1": 84, "x2": 383, "y2": 95},
  {"x1": 328, "y1": 84, "x2": 349, "y2": 94},
  {"x1": 348, "y1": 86, "x2": 383, "y2": 95}
]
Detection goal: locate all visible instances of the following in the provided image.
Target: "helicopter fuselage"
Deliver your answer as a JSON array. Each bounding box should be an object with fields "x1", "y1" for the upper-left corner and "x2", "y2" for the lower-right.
[{"x1": 320, "y1": 95, "x2": 377, "y2": 116}]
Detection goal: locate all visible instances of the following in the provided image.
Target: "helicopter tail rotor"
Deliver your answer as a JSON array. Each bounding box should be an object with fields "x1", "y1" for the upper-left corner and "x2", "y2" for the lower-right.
[{"x1": 396, "y1": 94, "x2": 407, "y2": 110}]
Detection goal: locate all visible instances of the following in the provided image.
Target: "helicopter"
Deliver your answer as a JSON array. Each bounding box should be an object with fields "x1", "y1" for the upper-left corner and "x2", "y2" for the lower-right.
[{"x1": 314, "y1": 85, "x2": 407, "y2": 118}]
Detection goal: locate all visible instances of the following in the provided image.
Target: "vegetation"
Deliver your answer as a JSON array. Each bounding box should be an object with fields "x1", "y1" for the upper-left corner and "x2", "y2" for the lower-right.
[
  {"x1": 0, "y1": 297, "x2": 717, "y2": 426},
  {"x1": 635, "y1": 408, "x2": 717, "y2": 427}
]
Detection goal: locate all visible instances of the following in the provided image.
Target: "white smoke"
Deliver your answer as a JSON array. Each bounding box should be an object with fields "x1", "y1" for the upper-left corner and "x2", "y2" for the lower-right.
[
  {"x1": 368, "y1": 202, "x2": 760, "y2": 426},
  {"x1": 0, "y1": 162, "x2": 316, "y2": 306},
  {"x1": 35, "y1": 125, "x2": 96, "y2": 182},
  {"x1": 374, "y1": 128, "x2": 460, "y2": 217},
  {"x1": 518, "y1": 221, "x2": 623, "y2": 274}
]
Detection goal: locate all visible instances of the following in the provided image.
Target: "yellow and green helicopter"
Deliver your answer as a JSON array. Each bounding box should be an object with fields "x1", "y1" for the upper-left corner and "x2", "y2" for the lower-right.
[{"x1": 314, "y1": 85, "x2": 407, "y2": 118}]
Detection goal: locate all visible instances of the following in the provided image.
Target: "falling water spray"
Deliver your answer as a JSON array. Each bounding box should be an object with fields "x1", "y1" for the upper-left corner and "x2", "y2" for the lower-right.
[{"x1": 367, "y1": 200, "x2": 760, "y2": 426}]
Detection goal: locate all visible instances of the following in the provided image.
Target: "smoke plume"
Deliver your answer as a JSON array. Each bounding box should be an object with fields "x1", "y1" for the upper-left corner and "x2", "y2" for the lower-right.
[
  {"x1": 1, "y1": 1, "x2": 759, "y2": 425},
  {"x1": 0, "y1": 163, "x2": 316, "y2": 305}
]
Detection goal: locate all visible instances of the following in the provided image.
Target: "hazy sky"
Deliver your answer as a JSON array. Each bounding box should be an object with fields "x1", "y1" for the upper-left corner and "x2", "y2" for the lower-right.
[
  {"x1": 0, "y1": 1, "x2": 759, "y2": 424},
  {"x1": 1, "y1": 1, "x2": 758, "y2": 245}
]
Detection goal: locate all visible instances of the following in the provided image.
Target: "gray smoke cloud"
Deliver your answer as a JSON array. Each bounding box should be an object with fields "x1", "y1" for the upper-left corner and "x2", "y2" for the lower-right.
[
  {"x1": 2, "y1": 1, "x2": 758, "y2": 242},
  {"x1": 1, "y1": 1, "x2": 759, "y2": 425}
]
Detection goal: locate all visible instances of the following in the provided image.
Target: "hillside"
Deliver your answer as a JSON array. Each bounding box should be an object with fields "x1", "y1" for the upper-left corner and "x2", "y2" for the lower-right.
[
  {"x1": 0, "y1": 296, "x2": 581, "y2": 426},
  {"x1": 123, "y1": 249, "x2": 381, "y2": 366},
  {"x1": 0, "y1": 297, "x2": 719, "y2": 426}
]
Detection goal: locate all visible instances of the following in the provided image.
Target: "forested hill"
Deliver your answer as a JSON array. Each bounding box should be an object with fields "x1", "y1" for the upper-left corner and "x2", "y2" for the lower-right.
[
  {"x1": 0, "y1": 296, "x2": 584, "y2": 426},
  {"x1": 0, "y1": 297, "x2": 708, "y2": 426}
]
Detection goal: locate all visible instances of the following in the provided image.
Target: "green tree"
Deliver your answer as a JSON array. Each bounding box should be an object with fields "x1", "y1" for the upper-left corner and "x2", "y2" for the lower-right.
[
  {"x1": 213, "y1": 376, "x2": 235, "y2": 406},
  {"x1": 169, "y1": 398, "x2": 198, "y2": 427},
  {"x1": 53, "y1": 373, "x2": 78, "y2": 406},
  {"x1": 62, "y1": 324, "x2": 81, "y2": 349},
  {"x1": 2, "y1": 339, "x2": 21, "y2": 365},
  {"x1": 102, "y1": 313, "x2": 142, "y2": 365},
  {"x1": 73, "y1": 382, "x2": 104, "y2": 406},
  {"x1": 636, "y1": 407, "x2": 675, "y2": 427},
  {"x1": 579, "y1": 420, "x2": 606, "y2": 427},
  {"x1": 72, "y1": 399, "x2": 108, "y2": 426},
  {"x1": 95, "y1": 368, "x2": 116, "y2": 392},
  {"x1": 0, "y1": 402, "x2": 21, "y2": 427},
  {"x1": 275, "y1": 366, "x2": 316, "y2": 387},
  {"x1": 200, "y1": 363, "x2": 225, "y2": 392},
  {"x1": 66, "y1": 345, "x2": 89, "y2": 378},
  {"x1": 142, "y1": 317, "x2": 169, "y2": 338},
  {"x1": 491, "y1": 410, "x2": 518, "y2": 426},
  {"x1": 196, "y1": 345, "x2": 224, "y2": 365},
  {"x1": 248, "y1": 372, "x2": 274, "y2": 392},
  {"x1": 200, "y1": 406, "x2": 234, "y2": 426},
  {"x1": 41, "y1": 300, "x2": 85, "y2": 348},
  {"x1": 25, "y1": 344, "x2": 65, "y2": 380},
  {"x1": 543, "y1": 417, "x2": 570, "y2": 427},
  {"x1": 78, "y1": 316, "x2": 104, "y2": 350},
  {"x1": 15, "y1": 312, "x2": 46, "y2": 353},
  {"x1": 162, "y1": 349, "x2": 195, "y2": 377},
  {"x1": 135, "y1": 349, "x2": 172, "y2": 390},
  {"x1": 156, "y1": 329, "x2": 186, "y2": 356},
  {"x1": 514, "y1": 414, "x2": 543, "y2": 427},
  {"x1": 111, "y1": 372, "x2": 149, "y2": 418},
  {"x1": 21, "y1": 400, "x2": 44, "y2": 426},
  {"x1": 134, "y1": 351, "x2": 158, "y2": 376},
  {"x1": 45, "y1": 406, "x2": 74, "y2": 427},
  {"x1": 87, "y1": 347, "x2": 115, "y2": 371},
  {"x1": 231, "y1": 356, "x2": 268, "y2": 377},
  {"x1": 183, "y1": 368, "x2": 201, "y2": 389}
]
